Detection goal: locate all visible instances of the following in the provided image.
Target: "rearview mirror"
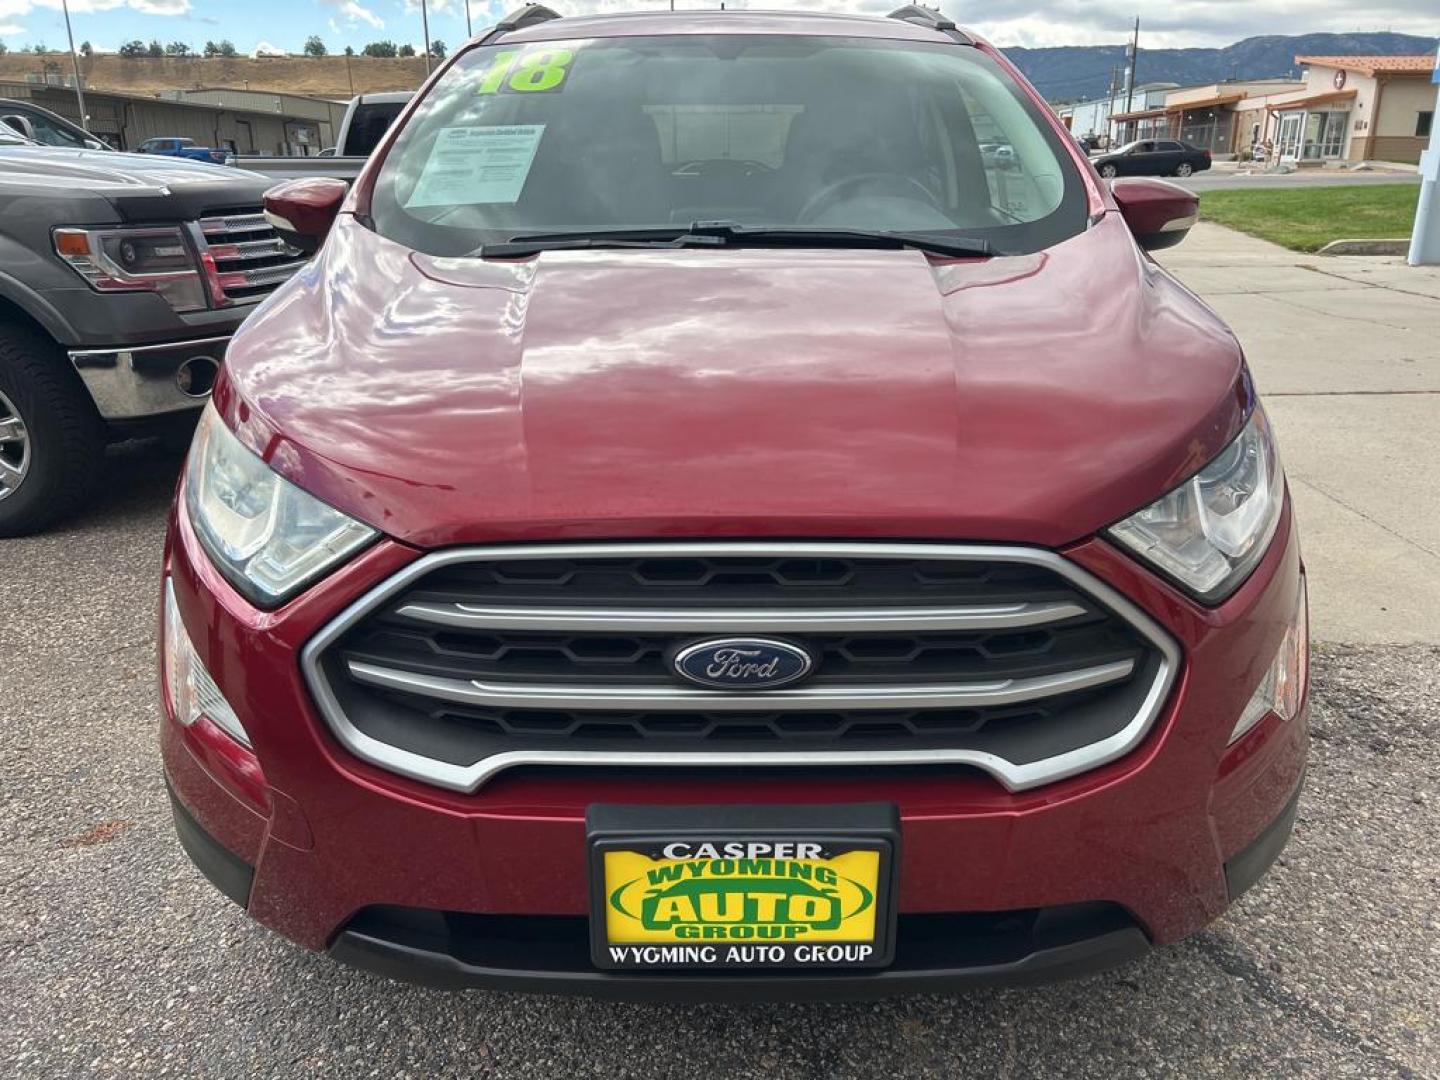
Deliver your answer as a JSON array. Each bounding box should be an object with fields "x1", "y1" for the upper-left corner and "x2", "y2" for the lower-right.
[
  {"x1": 1110, "y1": 177, "x2": 1199, "y2": 251},
  {"x1": 262, "y1": 177, "x2": 349, "y2": 255}
]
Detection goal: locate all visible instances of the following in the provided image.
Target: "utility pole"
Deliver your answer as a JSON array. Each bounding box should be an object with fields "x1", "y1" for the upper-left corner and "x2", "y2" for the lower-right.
[
  {"x1": 465, "y1": 0, "x2": 473, "y2": 38},
  {"x1": 1123, "y1": 16, "x2": 1139, "y2": 117},
  {"x1": 60, "y1": 0, "x2": 87, "y2": 130},
  {"x1": 1407, "y1": 44, "x2": 1440, "y2": 265},
  {"x1": 421, "y1": 0, "x2": 432, "y2": 75}
]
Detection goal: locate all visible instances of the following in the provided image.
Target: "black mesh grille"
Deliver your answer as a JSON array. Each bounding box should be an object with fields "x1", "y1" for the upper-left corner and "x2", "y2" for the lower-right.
[{"x1": 406, "y1": 555, "x2": 1078, "y2": 608}]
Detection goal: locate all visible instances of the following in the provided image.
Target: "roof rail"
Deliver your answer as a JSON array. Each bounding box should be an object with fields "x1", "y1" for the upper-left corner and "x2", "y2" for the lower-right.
[
  {"x1": 887, "y1": 5, "x2": 957, "y2": 32},
  {"x1": 495, "y1": 4, "x2": 562, "y2": 32}
]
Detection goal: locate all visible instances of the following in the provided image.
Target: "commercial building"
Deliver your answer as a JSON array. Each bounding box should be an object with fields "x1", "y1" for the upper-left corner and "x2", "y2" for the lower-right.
[
  {"x1": 0, "y1": 79, "x2": 346, "y2": 155},
  {"x1": 1258, "y1": 56, "x2": 1436, "y2": 164},
  {"x1": 1056, "y1": 83, "x2": 1178, "y2": 146}
]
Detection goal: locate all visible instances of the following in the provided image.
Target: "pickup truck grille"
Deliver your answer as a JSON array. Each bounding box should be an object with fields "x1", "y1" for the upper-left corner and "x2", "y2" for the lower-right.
[
  {"x1": 303, "y1": 543, "x2": 1179, "y2": 794},
  {"x1": 196, "y1": 211, "x2": 308, "y2": 304}
]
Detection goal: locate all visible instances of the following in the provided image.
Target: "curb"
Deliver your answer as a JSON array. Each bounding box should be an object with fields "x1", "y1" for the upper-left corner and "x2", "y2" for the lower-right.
[{"x1": 1314, "y1": 239, "x2": 1410, "y2": 257}]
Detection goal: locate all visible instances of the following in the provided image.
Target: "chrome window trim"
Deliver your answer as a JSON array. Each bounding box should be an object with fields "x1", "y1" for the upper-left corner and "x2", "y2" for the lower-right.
[{"x1": 300, "y1": 541, "x2": 1182, "y2": 794}]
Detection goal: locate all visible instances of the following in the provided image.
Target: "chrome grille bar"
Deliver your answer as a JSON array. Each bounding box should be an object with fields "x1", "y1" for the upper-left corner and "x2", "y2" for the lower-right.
[
  {"x1": 392, "y1": 598, "x2": 1088, "y2": 633},
  {"x1": 346, "y1": 656, "x2": 1136, "y2": 712},
  {"x1": 199, "y1": 213, "x2": 271, "y2": 235}
]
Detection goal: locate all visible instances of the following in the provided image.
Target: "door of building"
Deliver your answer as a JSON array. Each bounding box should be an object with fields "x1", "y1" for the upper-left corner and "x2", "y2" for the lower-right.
[{"x1": 1277, "y1": 113, "x2": 1303, "y2": 162}]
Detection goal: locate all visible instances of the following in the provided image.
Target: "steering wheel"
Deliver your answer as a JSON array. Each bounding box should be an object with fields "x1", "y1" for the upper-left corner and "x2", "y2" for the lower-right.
[{"x1": 798, "y1": 172, "x2": 941, "y2": 223}]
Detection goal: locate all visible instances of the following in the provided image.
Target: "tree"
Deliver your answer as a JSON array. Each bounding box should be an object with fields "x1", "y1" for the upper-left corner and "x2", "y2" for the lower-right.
[
  {"x1": 146, "y1": 40, "x2": 164, "y2": 58},
  {"x1": 119, "y1": 40, "x2": 146, "y2": 58},
  {"x1": 217, "y1": 40, "x2": 238, "y2": 58},
  {"x1": 398, "y1": 43, "x2": 415, "y2": 57},
  {"x1": 303, "y1": 35, "x2": 327, "y2": 58},
  {"x1": 344, "y1": 45, "x2": 354, "y2": 57},
  {"x1": 164, "y1": 41, "x2": 193, "y2": 57},
  {"x1": 79, "y1": 41, "x2": 93, "y2": 57},
  {"x1": 361, "y1": 40, "x2": 397, "y2": 58},
  {"x1": 0, "y1": 44, "x2": 7, "y2": 57},
  {"x1": 429, "y1": 39, "x2": 447, "y2": 59}
]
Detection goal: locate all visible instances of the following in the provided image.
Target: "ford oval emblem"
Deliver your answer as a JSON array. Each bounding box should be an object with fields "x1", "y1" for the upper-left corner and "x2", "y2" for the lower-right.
[{"x1": 672, "y1": 638, "x2": 815, "y2": 691}]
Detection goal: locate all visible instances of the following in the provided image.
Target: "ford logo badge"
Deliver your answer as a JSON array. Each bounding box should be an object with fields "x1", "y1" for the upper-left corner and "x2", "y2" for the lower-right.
[{"x1": 672, "y1": 638, "x2": 815, "y2": 691}]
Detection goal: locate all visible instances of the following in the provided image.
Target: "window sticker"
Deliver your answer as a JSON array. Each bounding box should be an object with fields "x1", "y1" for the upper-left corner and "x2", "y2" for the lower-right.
[
  {"x1": 404, "y1": 125, "x2": 546, "y2": 208},
  {"x1": 476, "y1": 48, "x2": 575, "y2": 95}
]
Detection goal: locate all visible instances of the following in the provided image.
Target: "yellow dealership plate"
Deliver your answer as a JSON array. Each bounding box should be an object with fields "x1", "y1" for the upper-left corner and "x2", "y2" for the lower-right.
[{"x1": 587, "y1": 804, "x2": 898, "y2": 971}]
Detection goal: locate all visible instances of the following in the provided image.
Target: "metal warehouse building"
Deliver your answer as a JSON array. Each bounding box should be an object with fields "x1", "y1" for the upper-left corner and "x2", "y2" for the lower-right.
[{"x1": 0, "y1": 79, "x2": 347, "y2": 156}]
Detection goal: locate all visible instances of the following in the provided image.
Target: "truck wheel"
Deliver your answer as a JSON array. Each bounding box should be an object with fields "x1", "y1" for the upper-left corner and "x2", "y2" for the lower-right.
[{"x1": 0, "y1": 324, "x2": 104, "y2": 537}]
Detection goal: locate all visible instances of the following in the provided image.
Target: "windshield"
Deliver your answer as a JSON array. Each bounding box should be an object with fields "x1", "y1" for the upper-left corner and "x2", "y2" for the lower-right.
[{"x1": 371, "y1": 35, "x2": 1085, "y2": 256}]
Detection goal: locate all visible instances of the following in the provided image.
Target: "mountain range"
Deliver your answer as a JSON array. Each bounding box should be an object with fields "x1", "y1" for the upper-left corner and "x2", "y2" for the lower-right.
[{"x1": 1004, "y1": 32, "x2": 1439, "y2": 103}]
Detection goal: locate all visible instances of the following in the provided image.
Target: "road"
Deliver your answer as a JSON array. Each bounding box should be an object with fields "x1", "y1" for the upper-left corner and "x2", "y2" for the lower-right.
[{"x1": 3, "y1": 228, "x2": 1439, "y2": 1079}]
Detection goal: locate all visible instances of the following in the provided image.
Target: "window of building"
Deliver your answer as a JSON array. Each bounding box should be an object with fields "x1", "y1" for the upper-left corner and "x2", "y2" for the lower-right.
[{"x1": 1419, "y1": 111, "x2": 1434, "y2": 139}]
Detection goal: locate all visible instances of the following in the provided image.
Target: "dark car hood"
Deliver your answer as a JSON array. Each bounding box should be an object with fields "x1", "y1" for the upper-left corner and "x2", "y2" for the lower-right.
[
  {"x1": 218, "y1": 213, "x2": 1247, "y2": 550},
  {"x1": 0, "y1": 146, "x2": 274, "y2": 219}
]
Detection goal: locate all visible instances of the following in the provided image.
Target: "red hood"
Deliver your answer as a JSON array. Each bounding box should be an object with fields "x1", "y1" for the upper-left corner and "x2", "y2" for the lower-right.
[{"x1": 217, "y1": 213, "x2": 1247, "y2": 550}]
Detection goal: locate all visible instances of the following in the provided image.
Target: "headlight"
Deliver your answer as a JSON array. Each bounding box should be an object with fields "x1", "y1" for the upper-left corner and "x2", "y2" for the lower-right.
[
  {"x1": 1108, "y1": 409, "x2": 1284, "y2": 602},
  {"x1": 163, "y1": 577, "x2": 250, "y2": 746},
  {"x1": 186, "y1": 407, "x2": 377, "y2": 606},
  {"x1": 54, "y1": 226, "x2": 207, "y2": 313}
]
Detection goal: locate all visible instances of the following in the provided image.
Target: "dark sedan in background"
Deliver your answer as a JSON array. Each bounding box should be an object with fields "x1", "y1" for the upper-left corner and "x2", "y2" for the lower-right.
[{"x1": 1094, "y1": 139, "x2": 1212, "y2": 179}]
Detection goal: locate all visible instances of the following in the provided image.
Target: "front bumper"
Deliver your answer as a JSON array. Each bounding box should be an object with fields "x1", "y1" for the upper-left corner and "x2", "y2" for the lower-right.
[
  {"x1": 160, "y1": 502, "x2": 1309, "y2": 998},
  {"x1": 71, "y1": 335, "x2": 228, "y2": 420}
]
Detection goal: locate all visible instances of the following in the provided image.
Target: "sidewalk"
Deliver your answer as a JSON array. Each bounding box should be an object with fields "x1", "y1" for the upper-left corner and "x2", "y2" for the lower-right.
[{"x1": 1157, "y1": 223, "x2": 1440, "y2": 644}]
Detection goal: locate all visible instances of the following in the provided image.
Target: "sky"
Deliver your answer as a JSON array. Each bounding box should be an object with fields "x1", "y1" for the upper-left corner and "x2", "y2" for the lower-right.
[{"x1": 0, "y1": 0, "x2": 1435, "y2": 56}]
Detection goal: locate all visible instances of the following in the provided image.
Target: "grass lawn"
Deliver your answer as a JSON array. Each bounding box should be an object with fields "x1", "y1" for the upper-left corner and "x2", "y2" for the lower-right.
[{"x1": 1198, "y1": 184, "x2": 1419, "y2": 252}]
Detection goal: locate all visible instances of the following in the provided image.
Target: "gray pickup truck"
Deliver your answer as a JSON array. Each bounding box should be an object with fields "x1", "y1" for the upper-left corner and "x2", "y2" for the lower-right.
[{"x1": 0, "y1": 124, "x2": 304, "y2": 534}]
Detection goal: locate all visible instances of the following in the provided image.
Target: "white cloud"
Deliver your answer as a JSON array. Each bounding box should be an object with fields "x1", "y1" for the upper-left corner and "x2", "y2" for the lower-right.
[
  {"x1": 321, "y1": 0, "x2": 382, "y2": 30},
  {"x1": 253, "y1": 39, "x2": 284, "y2": 56},
  {"x1": 0, "y1": 18, "x2": 22, "y2": 33}
]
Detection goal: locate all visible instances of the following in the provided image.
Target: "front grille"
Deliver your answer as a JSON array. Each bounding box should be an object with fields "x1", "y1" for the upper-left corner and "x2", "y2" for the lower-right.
[
  {"x1": 303, "y1": 543, "x2": 1179, "y2": 792},
  {"x1": 195, "y1": 211, "x2": 308, "y2": 304}
]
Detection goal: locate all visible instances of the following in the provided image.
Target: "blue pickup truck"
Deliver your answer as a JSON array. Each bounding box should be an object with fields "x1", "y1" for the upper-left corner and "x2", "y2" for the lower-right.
[{"x1": 136, "y1": 137, "x2": 233, "y2": 166}]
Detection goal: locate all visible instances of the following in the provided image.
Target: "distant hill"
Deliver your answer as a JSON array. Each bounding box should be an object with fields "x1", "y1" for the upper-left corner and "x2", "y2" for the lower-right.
[{"x1": 1004, "y1": 32, "x2": 1440, "y2": 102}]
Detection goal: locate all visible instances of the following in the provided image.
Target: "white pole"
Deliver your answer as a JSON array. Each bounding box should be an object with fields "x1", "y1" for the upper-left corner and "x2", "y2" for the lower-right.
[
  {"x1": 1406, "y1": 46, "x2": 1440, "y2": 266},
  {"x1": 465, "y1": 0, "x2": 473, "y2": 38},
  {"x1": 421, "y1": 0, "x2": 432, "y2": 74},
  {"x1": 61, "y1": 0, "x2": 88, "y2": 129}
]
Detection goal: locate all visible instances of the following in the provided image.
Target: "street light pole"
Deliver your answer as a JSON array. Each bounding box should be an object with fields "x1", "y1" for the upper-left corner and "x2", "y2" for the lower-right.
[
  {"x1": 1407, "y1": 45, "x2": 1440, "y2": 266},
  {"x1": 60, "y1": 0, "x2": 88, "y2": 131}
]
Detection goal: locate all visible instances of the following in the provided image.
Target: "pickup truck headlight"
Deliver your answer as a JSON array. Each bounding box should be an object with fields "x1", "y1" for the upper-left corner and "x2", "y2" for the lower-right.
[
  {"x1": 186, "y1": 407, "x2": 377, "y2": 606},
  {"x1": 1108, "y1": 409, "x2": 1284, "y2": 602},
  {"x1": 54, "y1": 226, "x2": 207, "y2": 313}
]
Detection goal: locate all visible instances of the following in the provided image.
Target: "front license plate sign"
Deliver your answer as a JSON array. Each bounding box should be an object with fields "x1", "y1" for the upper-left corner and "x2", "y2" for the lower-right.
[{"x1": 587, "y1": 804, "x2": 898, "y2": 972}]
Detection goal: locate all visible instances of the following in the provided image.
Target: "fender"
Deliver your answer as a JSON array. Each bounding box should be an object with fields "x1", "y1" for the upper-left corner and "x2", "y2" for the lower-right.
[{"x1": 0, "y1": 263, "x2": 76, "y2": 346}]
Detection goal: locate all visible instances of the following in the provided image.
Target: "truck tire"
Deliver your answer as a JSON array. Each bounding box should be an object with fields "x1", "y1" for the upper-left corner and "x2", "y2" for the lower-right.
[{"x1": 0, "y1": 323, "x2": 104, "y2": 537}]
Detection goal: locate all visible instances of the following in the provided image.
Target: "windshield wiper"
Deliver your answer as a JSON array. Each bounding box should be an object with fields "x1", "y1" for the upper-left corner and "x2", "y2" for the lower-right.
[{"x1": 483, "y1": 221, "x2": 991, "y2": 259}]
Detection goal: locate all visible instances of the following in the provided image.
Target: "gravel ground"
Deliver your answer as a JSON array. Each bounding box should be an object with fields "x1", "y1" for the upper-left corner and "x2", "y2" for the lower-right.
[{"x1": 2, "y1": 443, "x2": 1437, "y2": 1079}]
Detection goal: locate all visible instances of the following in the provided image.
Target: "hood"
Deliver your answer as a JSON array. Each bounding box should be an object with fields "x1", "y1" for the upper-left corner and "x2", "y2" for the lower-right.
[
  {"x1": 0, "y1": 146, "x2": 274, "y2": 219},
  {"x1": 218, "y1": 213, "x2": 1247, "y2": 550}
]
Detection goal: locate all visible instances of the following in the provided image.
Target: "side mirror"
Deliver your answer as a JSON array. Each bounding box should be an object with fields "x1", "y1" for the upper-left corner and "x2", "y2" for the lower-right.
[
  {"x1": 263, "y1": 177, "x2": 349, "y2": 254},
  {"x1": 1111, "y1": 177, "x2": 1199, "y2": 251},
  {"x1": 1, "y1": 115, "x2": 36, "y2": 140}
]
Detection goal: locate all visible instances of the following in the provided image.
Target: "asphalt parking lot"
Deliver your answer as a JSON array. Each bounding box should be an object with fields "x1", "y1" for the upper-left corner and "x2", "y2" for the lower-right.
[{"x1": 3, "y1": 230, "x2": 1439, "y2": 1077}]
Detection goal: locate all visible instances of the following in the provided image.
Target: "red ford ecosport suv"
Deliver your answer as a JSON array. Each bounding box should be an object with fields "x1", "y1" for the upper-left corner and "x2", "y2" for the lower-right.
[{"x1": 159, "y1": 5, "x2": 1308, "y2": 999}]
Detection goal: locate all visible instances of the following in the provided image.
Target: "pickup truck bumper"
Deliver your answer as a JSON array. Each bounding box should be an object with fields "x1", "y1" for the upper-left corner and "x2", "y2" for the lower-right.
[{"x1": 70, "y1": 335, "x2": 227, "y2": 420}]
